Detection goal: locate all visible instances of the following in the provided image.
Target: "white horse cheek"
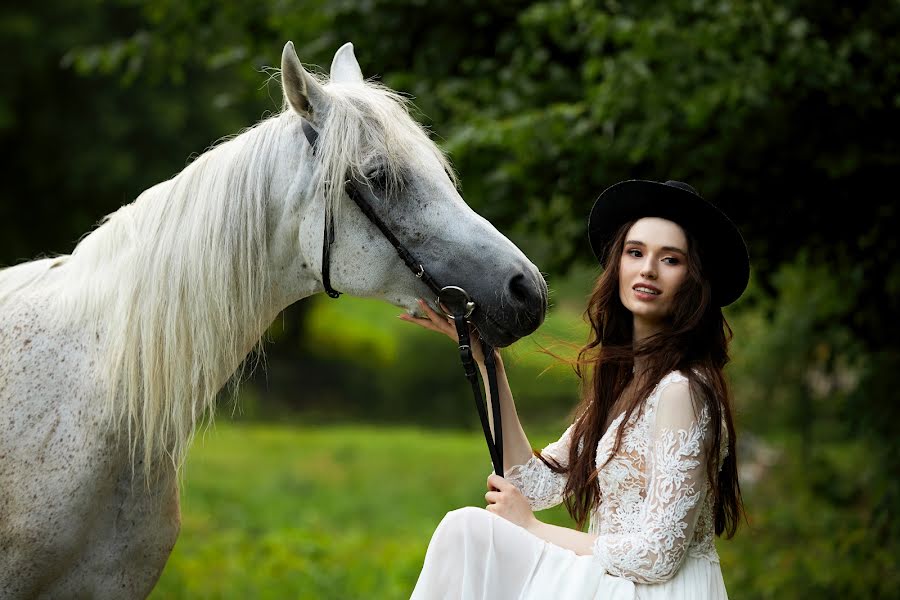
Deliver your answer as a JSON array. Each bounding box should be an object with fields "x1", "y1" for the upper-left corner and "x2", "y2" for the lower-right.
[{"x1": 264, "y1": 118, "x2": 340, "y2": 310}]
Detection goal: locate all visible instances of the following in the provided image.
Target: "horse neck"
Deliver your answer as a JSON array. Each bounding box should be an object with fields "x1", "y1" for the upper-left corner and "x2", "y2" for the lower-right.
[{"x1": 55, "y1": 112, "x2": 309, "y2": 473}]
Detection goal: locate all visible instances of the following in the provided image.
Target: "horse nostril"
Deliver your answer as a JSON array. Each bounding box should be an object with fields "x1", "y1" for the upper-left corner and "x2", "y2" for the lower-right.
[
  {"x1": 508, "y1": 273, "x2": 530, "y2": 304},
  {"x1": 504, "y1": 271, "x2": 547, "y2": 334}
]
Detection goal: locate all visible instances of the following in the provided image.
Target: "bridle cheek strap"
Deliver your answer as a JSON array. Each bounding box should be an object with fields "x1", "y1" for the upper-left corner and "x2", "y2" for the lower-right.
[
  {"x1": 301, "y1": 118, "x2": 504, "y2": 478},
  {"x1": 302, "y1": 119, "x2": 341, "y2": 298},
  {"x1": 322, "y1": 210, "x2": 340, "y2": 298}
]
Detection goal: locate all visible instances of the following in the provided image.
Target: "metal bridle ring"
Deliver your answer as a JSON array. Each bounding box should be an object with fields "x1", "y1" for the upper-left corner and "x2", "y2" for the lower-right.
[{"x1": 437, "y1": 285, "x2": 476, "y2": 320}]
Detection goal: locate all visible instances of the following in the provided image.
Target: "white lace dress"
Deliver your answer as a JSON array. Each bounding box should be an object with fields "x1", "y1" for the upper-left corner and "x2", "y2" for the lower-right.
[{"x1": 411, "y1": 371, "x2": 729, "y2": 600}]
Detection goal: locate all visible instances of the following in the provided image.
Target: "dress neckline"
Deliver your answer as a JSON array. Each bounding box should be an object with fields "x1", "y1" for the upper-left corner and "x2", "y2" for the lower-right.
[{"x1": 596, "y1": 370, "x2": 687, "y2": 451}]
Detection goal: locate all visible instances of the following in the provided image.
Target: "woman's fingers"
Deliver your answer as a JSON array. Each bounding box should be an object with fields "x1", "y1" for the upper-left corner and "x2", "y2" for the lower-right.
[
  {"x1": 418, "y1": 297, "x2": 443, "y2": 318},
  {"x1": 418, "y1": 299, "x2": 457, "y2": 333},
  {"x1": 398, "y1": 299, "x2": 490, "y2": 364},
  {"x1": 397, "y1": 312, "x2": 445, "y2": 335},
  {"x1": 487, "y1": 473, "x2": 510, "y2": 491},
  {"x1": 399, "y1": 299, "x2": 457, "y2": 338},
  {"x1": 485, "y1": 490, "x2": 501, "y2": 504}
]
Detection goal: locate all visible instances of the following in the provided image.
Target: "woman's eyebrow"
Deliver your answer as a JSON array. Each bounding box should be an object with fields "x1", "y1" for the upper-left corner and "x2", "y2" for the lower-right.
[{"x1": 625, "y1": 240, "x2": 687, "y2": 255}]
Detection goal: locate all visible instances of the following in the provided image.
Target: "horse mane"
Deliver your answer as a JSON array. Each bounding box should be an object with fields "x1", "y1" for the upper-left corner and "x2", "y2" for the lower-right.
[{"x1": 0, "y1": 71, "x2": 456, "y2": 478}]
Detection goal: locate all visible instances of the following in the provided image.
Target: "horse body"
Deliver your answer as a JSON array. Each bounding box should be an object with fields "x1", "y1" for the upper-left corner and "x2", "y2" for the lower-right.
[
  {"x1": 0, "y1": 41, "x2": 548, "y2": 598},
  {"x1": 0, "y1": 266, "x2": 181, "y2": 599}
]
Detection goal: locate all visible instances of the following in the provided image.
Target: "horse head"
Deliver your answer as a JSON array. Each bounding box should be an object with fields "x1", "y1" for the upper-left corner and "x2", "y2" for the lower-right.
[{"x1": 275, "y1": 41, "x2": 548, "y2": 347}]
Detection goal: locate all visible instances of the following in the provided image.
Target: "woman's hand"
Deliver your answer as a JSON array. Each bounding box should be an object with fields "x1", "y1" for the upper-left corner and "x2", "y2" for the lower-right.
[
  {"x1": 484, "y1": 473, "x2": 538, "y2": 530},
  {"x1": 398, "y1": 298, "x2": 488, "y2": 363}
]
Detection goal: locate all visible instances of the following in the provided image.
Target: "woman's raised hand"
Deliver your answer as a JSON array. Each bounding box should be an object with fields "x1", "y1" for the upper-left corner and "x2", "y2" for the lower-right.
[{"x1": 398, "y1": 298, "x2": 486, "y2": 364}]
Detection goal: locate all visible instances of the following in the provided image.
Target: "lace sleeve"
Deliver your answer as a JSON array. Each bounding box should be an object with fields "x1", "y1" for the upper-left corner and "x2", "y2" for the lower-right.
[
  {"x1": 592, "y1": 378, "x2": 712, "y2": 583},
  {"x1": 503, "y1": 424, "x2": 574, "y2": 511}
]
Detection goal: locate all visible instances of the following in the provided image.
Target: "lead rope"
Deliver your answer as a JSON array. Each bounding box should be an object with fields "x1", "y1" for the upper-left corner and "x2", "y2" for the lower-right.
[
  {"x1": 450, "y1": 311, "x2": 504, "y2": 478},
  {"x1": 484, "y1": 339, "x2": 504, "y2": 478},
  {"x1": 301, "y1": 118, "x2": 504, "y2": 478}
]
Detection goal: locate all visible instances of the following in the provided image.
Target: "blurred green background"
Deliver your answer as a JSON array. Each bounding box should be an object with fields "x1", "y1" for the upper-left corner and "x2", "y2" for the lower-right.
[{"x1": 2, "y1": 1, "x2": 898, "y2": 598}]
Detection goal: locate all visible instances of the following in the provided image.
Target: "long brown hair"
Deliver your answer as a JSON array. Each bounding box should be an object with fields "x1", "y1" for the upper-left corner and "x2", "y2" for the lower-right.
[{"x1": 541, "y1": 220, "x2": 744, "y2": 537}]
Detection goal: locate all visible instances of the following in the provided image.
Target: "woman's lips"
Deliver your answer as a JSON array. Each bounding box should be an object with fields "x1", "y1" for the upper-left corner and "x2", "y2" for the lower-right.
[{"x1": 633, "y1": 284, "x2": 661, "y2": 300}]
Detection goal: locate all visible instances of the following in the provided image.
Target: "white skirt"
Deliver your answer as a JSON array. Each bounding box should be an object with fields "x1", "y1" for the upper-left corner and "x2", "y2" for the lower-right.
[{"x1": 410, "y1": 507, "x2": 728, "y2": 600}]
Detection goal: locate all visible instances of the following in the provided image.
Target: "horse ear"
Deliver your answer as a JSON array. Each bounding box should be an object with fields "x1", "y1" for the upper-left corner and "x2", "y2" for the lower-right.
[
  {"x1": 330, "y1": 42, "x2": 364, "y2": 84},
  {"x1": 281, "y1": 41, "x2": 328, "y2": 119}
]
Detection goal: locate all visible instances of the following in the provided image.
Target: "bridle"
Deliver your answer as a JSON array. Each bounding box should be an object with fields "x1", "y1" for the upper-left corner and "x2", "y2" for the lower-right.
[{"x1": 300, "y1": 119, "x2": 504, "y2": 478}]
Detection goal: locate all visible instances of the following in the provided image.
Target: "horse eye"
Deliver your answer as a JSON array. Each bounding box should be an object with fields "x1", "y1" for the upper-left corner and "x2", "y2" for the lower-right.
[{"x1": 365, "y1": 166, "x2": 388, "y2": 190}]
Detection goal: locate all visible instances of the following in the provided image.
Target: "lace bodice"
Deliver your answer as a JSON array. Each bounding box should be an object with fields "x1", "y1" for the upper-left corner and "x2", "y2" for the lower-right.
[{"x1": 505, "y1": 371, "x2": 726, "y2": 584}]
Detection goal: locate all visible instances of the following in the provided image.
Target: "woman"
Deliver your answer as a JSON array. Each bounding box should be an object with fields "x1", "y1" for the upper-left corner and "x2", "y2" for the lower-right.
[{"x1": 400, "y1": 180, "x2": 750, "y2": 600}]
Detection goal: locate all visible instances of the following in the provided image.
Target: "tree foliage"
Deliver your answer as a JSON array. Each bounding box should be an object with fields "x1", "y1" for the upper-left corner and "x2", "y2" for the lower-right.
[{"x1": 4, "y1": 0, "x2": 896, "y2": 343}]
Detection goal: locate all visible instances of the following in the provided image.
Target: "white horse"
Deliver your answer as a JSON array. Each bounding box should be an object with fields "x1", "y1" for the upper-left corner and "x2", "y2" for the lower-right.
[{"x1": 0, "y1": 41, "x2": 547, "y2": 598}]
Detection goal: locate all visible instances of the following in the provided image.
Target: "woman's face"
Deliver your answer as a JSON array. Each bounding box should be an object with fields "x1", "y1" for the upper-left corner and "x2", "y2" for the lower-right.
[{"x1": 618, "y1": 217, "x2": 689, "y2": 334}]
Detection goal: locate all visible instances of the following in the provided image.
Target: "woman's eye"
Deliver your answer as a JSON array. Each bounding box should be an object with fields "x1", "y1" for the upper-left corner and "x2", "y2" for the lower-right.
[
  {"x1": 626, "y1": 249, "x2": 642, "y2": 257},
  {"x1": 662, "y1": 257, "x2": 680, "y2": 265}
]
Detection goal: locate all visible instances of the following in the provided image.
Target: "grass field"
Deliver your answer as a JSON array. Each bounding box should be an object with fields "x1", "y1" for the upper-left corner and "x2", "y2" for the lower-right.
[
  {"x1": 149, "y1": 419, "x2": 891, "y2": 599},
  {"x1": 151, "y1": 422, "x2": 575, "y2": 599}
]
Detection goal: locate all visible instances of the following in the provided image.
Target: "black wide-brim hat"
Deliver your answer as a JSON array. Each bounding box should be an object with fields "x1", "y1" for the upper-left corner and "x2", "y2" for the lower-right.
[{"x1": 588, "y1": 179, "x2": 750, "y2": 307}]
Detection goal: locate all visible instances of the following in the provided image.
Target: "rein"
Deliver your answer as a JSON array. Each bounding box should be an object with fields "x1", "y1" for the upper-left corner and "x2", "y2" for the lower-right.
[{"x1": 300, "y1": 119, "x2": 504, "y2": 477}]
